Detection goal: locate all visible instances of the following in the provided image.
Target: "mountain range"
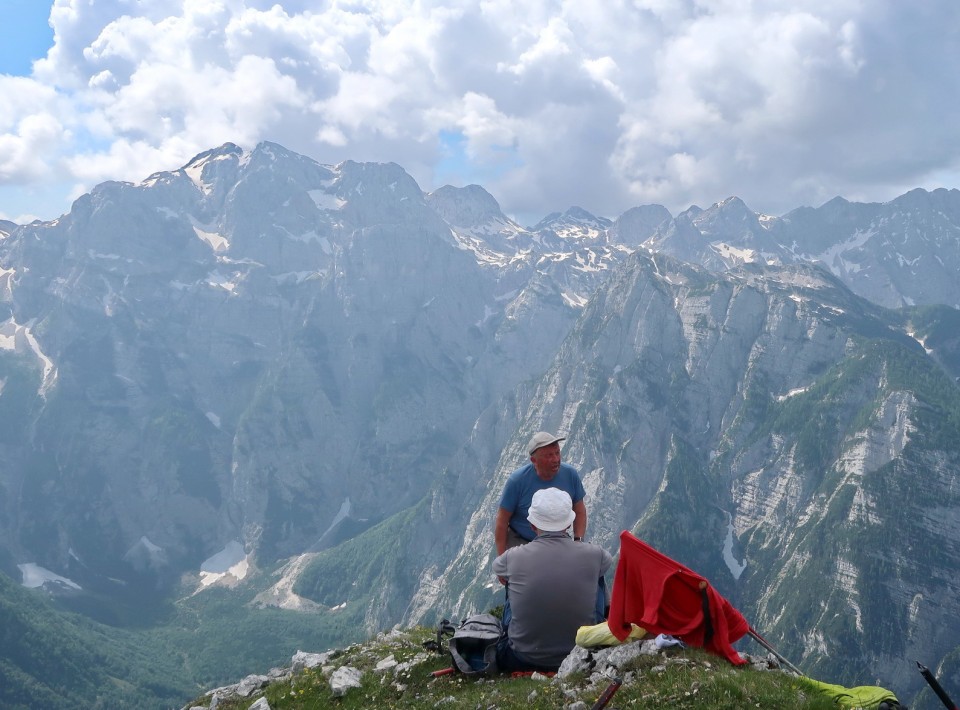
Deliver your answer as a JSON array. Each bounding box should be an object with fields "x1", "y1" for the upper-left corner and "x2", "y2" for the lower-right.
[{"x1": 1, "y1": 141, "x2": 959, "y2": 708}]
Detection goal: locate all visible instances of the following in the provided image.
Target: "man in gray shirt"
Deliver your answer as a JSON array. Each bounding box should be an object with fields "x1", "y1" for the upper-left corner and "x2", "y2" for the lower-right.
[{"x1": 493, "y1": 488, "x2": 613, "y2": 672}]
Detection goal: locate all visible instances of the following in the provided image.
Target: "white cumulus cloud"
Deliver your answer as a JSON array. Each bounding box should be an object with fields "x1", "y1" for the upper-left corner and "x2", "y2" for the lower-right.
[{"x1": 0, "y1": 0, "x2": 958, "y2": 225}]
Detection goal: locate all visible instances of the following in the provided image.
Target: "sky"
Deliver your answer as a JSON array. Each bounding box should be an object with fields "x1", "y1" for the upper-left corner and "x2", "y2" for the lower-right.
[{"x1": 1, "y1": 0, "x2": 959, "y2": 227}]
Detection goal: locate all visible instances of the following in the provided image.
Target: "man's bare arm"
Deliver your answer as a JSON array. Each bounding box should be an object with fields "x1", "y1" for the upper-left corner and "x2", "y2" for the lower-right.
[
  {"x1": 573, "y1": 499, "x2": 587, "y2": 539},
  {"x1": 495, "y1": 507, "x2": 512, "y2": 556}
]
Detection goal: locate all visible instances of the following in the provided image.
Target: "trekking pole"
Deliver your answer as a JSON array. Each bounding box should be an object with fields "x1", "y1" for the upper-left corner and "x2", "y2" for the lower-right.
[
  {"x1": 917, "y1": 661, "x2": 959, "y2": 710},
  {"x1": 747, "y1": 627, "x2": 803, "y2": 676},
  {"x1": 591, "y1": 675, "x2": 622, "y2": 710}
]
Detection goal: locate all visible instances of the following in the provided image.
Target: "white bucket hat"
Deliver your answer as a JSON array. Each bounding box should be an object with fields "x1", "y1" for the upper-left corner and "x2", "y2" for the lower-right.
[{"x1": 527, "y1": 488, "x2": 576, "y2": 532}]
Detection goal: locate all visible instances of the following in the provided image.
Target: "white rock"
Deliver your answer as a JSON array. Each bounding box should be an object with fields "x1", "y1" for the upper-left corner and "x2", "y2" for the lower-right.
[
  {"x1": 603, "y1": 641, "x2": 644, "y2": 668},
  {"x1": 248, "y1": 698, "x2": 271, "y2": 710},
  {"x1": 235, "y1": 674, "x2": 271, "y2": 697},
  {"x1": 329, "y1": 665, "x2": 363, "y2": 697},
  {"x1": 394, "y1": 652, "x2": 432, "y2": 674},
  {"x1": 556, "y1": 645, "x2": 593, "y2": 678},
  {"x1": 291, "y1": 650, "x2": 333, "y2": 673},
  {"x1": 375, "y1": 654, "x2": 398, "y2": 672}
]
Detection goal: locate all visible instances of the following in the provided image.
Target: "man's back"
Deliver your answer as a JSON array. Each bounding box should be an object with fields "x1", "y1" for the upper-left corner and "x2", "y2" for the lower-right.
[{"x1": 493, "y1": 531, "x2": 612, "y2": 667}]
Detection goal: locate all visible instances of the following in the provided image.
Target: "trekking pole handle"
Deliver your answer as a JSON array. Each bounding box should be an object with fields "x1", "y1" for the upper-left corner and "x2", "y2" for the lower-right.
[{"x1": 591, "y1": 676, "x2": 623, "y2": 710}]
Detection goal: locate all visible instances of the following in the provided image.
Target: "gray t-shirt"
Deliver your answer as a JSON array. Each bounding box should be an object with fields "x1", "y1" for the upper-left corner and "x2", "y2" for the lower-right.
[{"x1": 493, "y1": 531, "x2": 613, "y2": 667}]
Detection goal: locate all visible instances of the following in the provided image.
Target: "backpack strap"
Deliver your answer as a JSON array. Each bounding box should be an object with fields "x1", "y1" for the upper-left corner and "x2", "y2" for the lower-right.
[{"x1": 423, "y1": 618, "x2": 458, "y2": 653}]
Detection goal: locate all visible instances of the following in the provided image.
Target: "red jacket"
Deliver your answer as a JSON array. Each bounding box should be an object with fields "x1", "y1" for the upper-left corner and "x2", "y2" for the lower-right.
[{"x1": 607, "y1": 531, "x2": 749, "y2": 665}]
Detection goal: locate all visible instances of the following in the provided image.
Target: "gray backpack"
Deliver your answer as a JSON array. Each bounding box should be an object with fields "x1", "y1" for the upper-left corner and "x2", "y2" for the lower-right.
[{"x1": 447, "y1": 613, "x2": 503, "y2": 676}]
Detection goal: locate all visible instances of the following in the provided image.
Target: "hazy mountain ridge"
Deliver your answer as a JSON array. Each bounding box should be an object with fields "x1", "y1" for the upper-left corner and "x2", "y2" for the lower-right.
[
  {"x1": 645, "y1": 188, "x2": 960, "y2": 310},
  {"x1": 1, "y1": 142, "x2": 960, "y2": 707}
]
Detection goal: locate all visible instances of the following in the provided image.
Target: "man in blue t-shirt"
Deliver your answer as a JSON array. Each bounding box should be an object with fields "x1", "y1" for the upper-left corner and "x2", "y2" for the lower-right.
[{"x1": 495, "y1": 431, "x2": 587, "y2": 556}]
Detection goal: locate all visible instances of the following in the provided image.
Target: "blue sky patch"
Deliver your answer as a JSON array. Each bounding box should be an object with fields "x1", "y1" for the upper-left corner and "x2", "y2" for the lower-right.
[{"x1": 0, "y1": 1, "x2": 55, "y2": 76}]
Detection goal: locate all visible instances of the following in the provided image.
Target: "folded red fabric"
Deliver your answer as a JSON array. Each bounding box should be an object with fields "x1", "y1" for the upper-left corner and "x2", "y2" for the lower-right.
[{"x1": 607, "y1": 531, "x2": 749, "y2": 665}]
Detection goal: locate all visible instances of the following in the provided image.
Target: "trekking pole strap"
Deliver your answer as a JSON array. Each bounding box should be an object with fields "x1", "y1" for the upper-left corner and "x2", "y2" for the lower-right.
[{"x1": 698, "y1": 582, "x2": 715, "y2": 646}]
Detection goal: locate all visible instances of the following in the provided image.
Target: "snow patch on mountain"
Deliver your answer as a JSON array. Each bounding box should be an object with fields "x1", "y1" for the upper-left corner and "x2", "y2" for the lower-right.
[
  {"x1": 192, "y1": 223, "x2": 230, "y2": 252},
  {"x1": 810, "y1": 228, "x2": 876, "y2": 277},
  {"x1": 206, "y1": 270, "x2": 240, "y2": 293},
  {"x1": 18, "y1": 563, "x2": 82, "y2": 591},
  {"x1": 711, "y1": 242, "x2": 760, "y2": 264},
  {"x1": 0, "y1": 318, "x2": 57, "y2": 395},
  {"x1": 317, "y1": 498, "x2": 353, "y2": 544},
  {"x1": 561, "y1": 291, "x2": 588, "y2": 308},
  {"x1": 184, "y1": 163, "x2": 215, "y2": 195},
  {"x1": 183, "y1": 149, "x2": 239, "y2": 195},
  {"x1": 101, "y1": 275, "x2": 118, "y2": 316},
  {"x1": 0, "y1": 265, "x2": 14, "y2": 299},
  {"x1": 308, "y1": 189, "x2": 345, "y2": 211},
  {"x1": 722, "y1": 512, "x2": 747, "y2": 579},
  {"x1": 198, "y1": 540, "x2": 250, "y2": 590}
]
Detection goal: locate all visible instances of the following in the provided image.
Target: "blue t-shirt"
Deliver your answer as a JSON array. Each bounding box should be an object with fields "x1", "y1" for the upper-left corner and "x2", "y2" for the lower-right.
[{"x1": 499, "y1": 462, "x2": 586, "y2": 541}]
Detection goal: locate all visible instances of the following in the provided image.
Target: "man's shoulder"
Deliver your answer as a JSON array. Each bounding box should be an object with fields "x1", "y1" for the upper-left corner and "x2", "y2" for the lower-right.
[
  {"x1": 583, "y1": 540, "x2": 612, "y2": 556},
  {"x1": 507, "y1": 462, "x2": 536, "y2": 480},
  {"x1": 528, "y1": 537, "x2": 611, "y2": 568},
  {"x1": 582, "y1": 541, "x2": 614, "y2": 567}
]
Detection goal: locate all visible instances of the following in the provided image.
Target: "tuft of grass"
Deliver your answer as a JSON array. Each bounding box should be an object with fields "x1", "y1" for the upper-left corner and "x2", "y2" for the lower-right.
[{"x1": 186, "y1": 627, "x2": 842, "y2": 709}]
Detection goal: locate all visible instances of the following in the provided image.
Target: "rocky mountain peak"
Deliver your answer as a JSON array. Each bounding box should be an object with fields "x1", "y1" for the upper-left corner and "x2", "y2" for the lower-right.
[
  {"x1": 608, "y1": 204, "x2": 672, "y2": 247},
  {"x1": 692, "y1": 196, "x2": 765, "y2": 238},
  {"x1": 426, "y1": 184, "x2": 505, "y2": 228},
  {"x1": 531, "y1": 206, "x2": 611, "y2": 233},
  {"x1": 182, "y1": 142, "x2": 245, "y2": 169}
]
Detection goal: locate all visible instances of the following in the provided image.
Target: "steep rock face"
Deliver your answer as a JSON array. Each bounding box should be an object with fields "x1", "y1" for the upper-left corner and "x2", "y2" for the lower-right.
[
  {"x1": 2, "y1": 143, "x2": 659, "y2": 597},
  {"x1": 0, "y1": 143, "x2": 548, "y2": 585},
  {"x1": 398, "y1": 255, "x2": 960, "y2": 699}
]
